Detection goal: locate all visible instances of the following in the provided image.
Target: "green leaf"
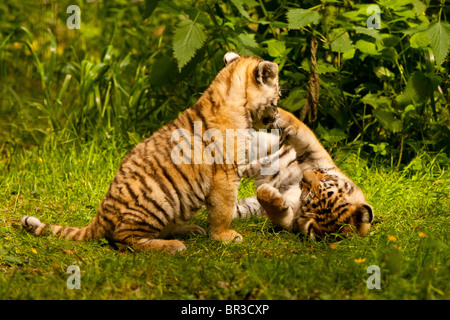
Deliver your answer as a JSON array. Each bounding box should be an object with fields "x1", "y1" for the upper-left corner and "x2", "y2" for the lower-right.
[
  {"x1": 353, "y1": 26, "x2": 382, "y2": 41},
  {"x1": 287, "y1": 8, "x2": 321, "y2": 30},
  {"x1": 279, "y1": 87, "x2": 306, "y2": 112},
  {"x1": 381, "y1": 34, "x2": 400, "y2": 47},
  {"x1": 230, "y1": 0, "x2": 253, "y2": 20},
  {"x1": 316, "y1": 63, "x2": 337, "y2": 74},
  {"x1": 342, "y1": 48, "x2": 356, "y2": 60},
  {"x1": 355, "y1": 39, "x2": 379, "y2": 55},
  {"x1": 330, "y1": 31, "x2": 353, "y2": 53},
  {"x1": 397, "y1": 71, "x2": 434, "y2": 105},
  {"x1": 142, "y1": 0, "x2": 160, "y2": 19},
  {"x1": 316, "y1": 124, "x2": 347, "y2": 143},
  {"x1": 373, "y1": 66, "x2": 394, "y2": 80},
  {"x1": 229, "y1": 33, "x2": 259, "y2": 56},
  {"x1": 409, "y1": 31, "x2": 430, "y2": 48},
  {"x1": 265, "y1": 39, "x2": 287, "y2": 58},
  {"x1": 373, "y1": 109, "x2": 403, "y2": 133},
  {"x1": 173, "y1": 19, "x2": 207, "y2": 71},
  {"x1": 361, "y1": 93, "x2": 390, "y2": 109},
  {"x1": 427, "y1": 21, "x2": 450, "y2": 65}
]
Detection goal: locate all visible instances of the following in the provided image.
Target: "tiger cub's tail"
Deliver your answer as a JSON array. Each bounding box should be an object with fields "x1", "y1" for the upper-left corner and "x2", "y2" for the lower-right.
[{"x1": 20, "y1": 215, "x2": 106, "y2": 241}]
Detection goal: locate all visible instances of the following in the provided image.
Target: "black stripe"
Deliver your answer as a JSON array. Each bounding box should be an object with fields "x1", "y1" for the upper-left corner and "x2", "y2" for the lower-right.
[
  {"x1": 192, "y1": 103, "x2": 209, "y2": 133},
  {"x1": 153, "y1": 153, "x2": 188, "y2": 221},
  {"x1": 184, "y1": 109, "x2": 195, "y2": 129},
  {"x1": 98, "y1": 214, "x2": 115, "y2": 230},
  {"x1": 139, "y1": 188, "x2": 170, "y2": 224},
  {"x1": 244, "y1": 106, "x2": 252, "y2": 128},
  {"x1": 236, "y1": 205, "x2": 242, "y2": 218},
  {"x1": 185, "y1": 110, "x2": 204, "y2": 149},
  {"x1": 171, "y1": 156, "x2": 205, "y2": 203},
  {"x1": 106, "y1": 193, "x2": 130, "y2": 209},
  {"x1": 142, "y1": 156, "x2": 178, "y2": 209},
  {"x1": 123, "y1": 182, "x2": 166, "y2": 227},
  {"x1": 159, "y1": 146, "x2": 203, "y2": 212},
  {"x1": 334, "y1": 202, "x2": 348, "y2": 212},
  {"x1": 296, "y1": 150, "x2": 314, "y2": 164},
  {"x1": 279, "y1": 146, "x2": 293, "y2": 159},
  {"x1": 226, "y1": 73, "x2": 232, "y2": 95},
  {"x1": 115, "y1": 226, "x2": 160, "y2": 241},
  {"x1": 269, "y1": 169, "x2": 280, "y2": 181},
  {"x1": 119, "y1": 215, "x2": 162, "y2": 233}
]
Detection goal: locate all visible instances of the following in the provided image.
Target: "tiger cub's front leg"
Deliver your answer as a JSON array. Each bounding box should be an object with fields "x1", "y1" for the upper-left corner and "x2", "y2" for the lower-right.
[
  {"x1": 256, "y1": 184, "x2": 295, "y2": 231},
  {"x1": 207, "y1": 169, "x2": 243, "y2": 243}
]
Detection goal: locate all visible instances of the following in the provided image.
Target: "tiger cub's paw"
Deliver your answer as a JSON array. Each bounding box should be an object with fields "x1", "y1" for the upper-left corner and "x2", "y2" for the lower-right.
[
  {"x1": 257, "y1": 184, "x2": 287, "y2": 212},
  {"x1": 280, "y1": 125, "x2": 297, "y2": 145},
  {"x1": 142, "y1": 239, "x2": 187, "y2": 254},
  {"x1": 211, "y1": 229, "x2": 243, "y2": 243},
  {"x1": 171, "y1": 224, "x2": 207, "y2": 237}
]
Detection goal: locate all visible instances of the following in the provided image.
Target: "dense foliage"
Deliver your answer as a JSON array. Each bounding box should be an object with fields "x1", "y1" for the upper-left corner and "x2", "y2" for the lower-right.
[{"x1": 0, "y1": 0, "x2": 449, "y2": 168}]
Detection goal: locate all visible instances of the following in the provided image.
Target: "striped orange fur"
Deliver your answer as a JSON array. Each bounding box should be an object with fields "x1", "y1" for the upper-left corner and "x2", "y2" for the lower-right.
[
  {"x1": 236, "y1": 108, "x2": 374, "y2": 239},
  {"x1": 21, "y1": 52, "x2": 281, "y2": 253}
]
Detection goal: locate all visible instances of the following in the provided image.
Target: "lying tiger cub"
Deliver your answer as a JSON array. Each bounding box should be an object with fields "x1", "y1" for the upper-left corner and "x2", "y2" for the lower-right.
[{"x1": 236, "y1": 108, "x2": 374, "y2": 239}]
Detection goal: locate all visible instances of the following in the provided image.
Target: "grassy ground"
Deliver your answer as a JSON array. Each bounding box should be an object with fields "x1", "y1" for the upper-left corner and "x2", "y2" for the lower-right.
[{"x1": 0, "y1": 138, "x2": 449, "y2": 300}]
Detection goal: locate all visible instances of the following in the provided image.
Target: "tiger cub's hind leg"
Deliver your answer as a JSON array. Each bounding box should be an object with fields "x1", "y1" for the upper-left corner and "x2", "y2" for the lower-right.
[
  {"x1": 235, "y1": 195, "x2": 265, "y2": 219},
  {"x1": 118, "y1": 238, "x2": 187, "y2": 254},
  {"x1": 112, "y1": 218, "x2": 186, "y2": 253},
  {"x1": 256, "y1": 184, "x2": 294, "y2": 231},
  {"x1": 170, "y1": 224, "x2": 206, "y2": 237}
]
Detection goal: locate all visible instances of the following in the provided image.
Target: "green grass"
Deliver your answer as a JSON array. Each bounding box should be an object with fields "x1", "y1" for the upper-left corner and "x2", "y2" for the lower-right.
[{"x1": 0, "y1": 138, "x2": 449, "y2": 300}]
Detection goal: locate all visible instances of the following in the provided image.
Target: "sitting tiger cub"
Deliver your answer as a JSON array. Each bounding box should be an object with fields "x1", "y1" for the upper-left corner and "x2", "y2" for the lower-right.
[
  {"x1": 21, "y1": 52, "x2": 282, "y2": 252},
  {"x1": 236, "y1": 108, "x2": 374, "y2": 239}
]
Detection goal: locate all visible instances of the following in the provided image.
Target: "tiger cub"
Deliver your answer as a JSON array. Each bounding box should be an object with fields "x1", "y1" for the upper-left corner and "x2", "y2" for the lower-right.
[
  {"x1": 21, "y1": 52, "x2": 282, "y2": 253},
  {"x1": 236, "y1": 108, "x2": 374, "y2": 239}
]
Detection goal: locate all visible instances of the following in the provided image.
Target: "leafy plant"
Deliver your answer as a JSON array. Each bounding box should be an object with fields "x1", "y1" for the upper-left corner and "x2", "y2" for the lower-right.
[{"x1": 0, "y1": 0, "x2": 448, "y2": 168}]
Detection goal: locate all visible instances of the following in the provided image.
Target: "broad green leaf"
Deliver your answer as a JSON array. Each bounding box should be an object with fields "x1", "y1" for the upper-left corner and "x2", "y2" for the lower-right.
[
  {"x1": 409, "y1": 31, "x2": 430, "y2": 48},
  {"x1": 427, "y1": 21, "x2": 450, "y2": 65},
  {"x1": 143, "y1": 0, "x2": 160, "y2": 19},
  {"x1": 353, "y1": 26, "x2": 382, "y2": 41},
  {"x1": 361, "y1": 93, "x2": 390, "y2": 109},
  {"x1": 173, "y1": 19, "x2": 207, "y2": 71},
  {"x1": 342, "y1": 48, "x2": 355, "y2": 60},
  {"x1": 374, "y1": 66, "x2": 394, "y2": 80},
  {"x1": 316, "y1": 124, "x2": 347, "y2": 143},
  {"x1": 265, "y1": 39, "x2": 287, "y2": 58},
  {"x1": 229, "y1": 33, "x2": 259, "y2": 56},
  {"x1": 316, "y1": 63, "x2": 337, "y2": 74},
  {"x1": 149, "y1": 55, "x2": 178, "y2": 86},
  {"x1": 377, "y1": 0, "x2": 410, "y2": 9},
  {"x1": 287, "y1": 8, "x2": 321, "y2": 30},
  {"x1": 283, "y1": 70, "x2": 307, "y2": 81},
  {"x1": 279, "y1": 87, "x2": 306, "y2": 112},
  {"x1": 230, "y1": 0, "x2": 257, "y2": 20},
  {"x1": 330, "y1": 31, "x2": 353, "y2": 53},
  {"x1": 397, "y1": 71, "x2": 434, "y2": 105},
  {"x1": 355, "y1": 39, "x2": 379, "y2": 55},
  {"x1": 373, "y1": 109, "x2": 403, "y2": 133},
  {"x1": 381, "y1": 34, "x2": 400, "y2": 47}
]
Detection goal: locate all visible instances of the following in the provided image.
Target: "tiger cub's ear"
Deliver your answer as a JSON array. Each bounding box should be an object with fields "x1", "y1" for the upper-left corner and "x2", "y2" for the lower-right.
[
  {"x1": 224, "y1": 51, "x2": 240, "y2": 65},
  {"x1": 255, "y1": 61, "x2": 279, "y2": 87},
  {"x1": 355, "y1": 204, "x2": 374, "y2": 223}
]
